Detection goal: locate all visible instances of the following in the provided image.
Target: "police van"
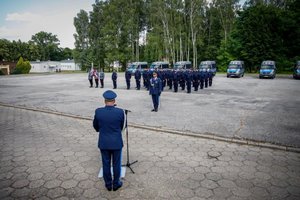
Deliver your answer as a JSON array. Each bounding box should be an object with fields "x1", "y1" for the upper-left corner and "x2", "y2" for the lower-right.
[
  {"x1": 293, "y1": 61, "x2": 300, "y2": 79},
  {"x1": 149, "y1": 61, "x2": 170, "y2": 71},
  {"x1": 259, "y1": 60, "x2": 276, "y2": 79},
  {"x1": 227, "y1": 60, "x2": 245, "y2": 78},
  {"x1": 174, "y1": 61, "x2": 192, "y2": 70},
  {"x1": 198, "y1": 61, "x2": 217, "y2": 75},
  {"x1": 127, "y1": 62, "x2": 148, "y2": 75}
]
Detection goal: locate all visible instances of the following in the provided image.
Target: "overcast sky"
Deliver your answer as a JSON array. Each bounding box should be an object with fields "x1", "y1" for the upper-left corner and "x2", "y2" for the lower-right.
[
  {"x1": 0, "y1": 0, "x2": 247, "y2": 49},
  {"x1": 0, "y1": 0, "x2": 94, "y2": 48}
]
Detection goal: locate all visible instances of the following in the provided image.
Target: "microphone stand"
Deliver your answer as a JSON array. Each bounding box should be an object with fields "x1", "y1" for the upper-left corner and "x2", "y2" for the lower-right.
[{"x1": 122, "y1": 109, "x2": 138, "y2": 173}]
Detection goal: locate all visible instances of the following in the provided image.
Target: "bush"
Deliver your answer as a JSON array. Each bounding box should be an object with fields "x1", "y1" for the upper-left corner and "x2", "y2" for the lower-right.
[{"x1": 13, "y1": 57, "x2": 31, "y2": 74}]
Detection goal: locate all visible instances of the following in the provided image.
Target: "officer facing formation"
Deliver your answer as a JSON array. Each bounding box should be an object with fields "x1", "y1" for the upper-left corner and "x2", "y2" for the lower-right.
[
  {"x1": 149, "y1": 71, "x2": 162, "y2": 112},
  {"x1": 93, "y1": 90, "x2": 125, "y2": 191}
]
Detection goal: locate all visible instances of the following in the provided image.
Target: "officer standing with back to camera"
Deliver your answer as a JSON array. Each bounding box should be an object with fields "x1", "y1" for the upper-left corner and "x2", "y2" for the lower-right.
[
  {"x1": 149, "y1": 71, "x2": 162, "y2": 112},
  {"x1": 93, "y1": 90, "x2": 125, "y2": 191}
]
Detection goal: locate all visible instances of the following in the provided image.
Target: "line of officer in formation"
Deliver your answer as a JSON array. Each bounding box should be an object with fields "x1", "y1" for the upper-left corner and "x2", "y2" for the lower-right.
[{"x1": 125, "y1": 68, "x2": 214, "y2": 93}]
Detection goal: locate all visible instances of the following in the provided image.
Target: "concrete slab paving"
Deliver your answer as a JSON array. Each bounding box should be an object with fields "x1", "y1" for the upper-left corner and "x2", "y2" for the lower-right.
[
  {"x1": 0, "y1": 73, "x2": 299, "y2": 147},
  {"x1": 1, "y1": 105, "x2": 300, "y2": 199}
]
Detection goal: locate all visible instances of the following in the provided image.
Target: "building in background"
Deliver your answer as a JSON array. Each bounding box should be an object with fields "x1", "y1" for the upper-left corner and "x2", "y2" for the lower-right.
[
  {"x1": 60, "y1": 59, "x2": 81, "y2": 71},
  {"x1": 0, "y1": 61, "x2": 16, "y2": 75},
  {"x1": 30, "y1": 59, "x2": 80, "y2": 73}
]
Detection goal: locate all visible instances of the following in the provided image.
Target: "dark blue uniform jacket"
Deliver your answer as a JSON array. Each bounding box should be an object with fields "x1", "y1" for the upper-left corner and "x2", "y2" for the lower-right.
[
  {"x1": 149, "y1": 78, "x2": 162, "y2": 95},
  {"x1": 93, "y1": 106, "x2": 125, "y2": 150},
  {"x1": 112, "y1": 72, "x2": 117, "y2": 80}
]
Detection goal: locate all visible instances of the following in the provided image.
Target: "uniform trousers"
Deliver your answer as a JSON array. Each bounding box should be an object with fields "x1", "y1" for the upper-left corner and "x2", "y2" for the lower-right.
[
  {"x1": 100, "y1": 149, "x2": 122, "y2": 189},
  {"x1": 89, "y1": 79, "x2": 93, "y2": 87},
  {"x1": 135, "y1": 79, "x2": 140, "y2": 90},
  {"x1": 126, "y1": 80, "x2": 130, "y2": 89},
  {"x1": 113, "y1": 80, "x2": 117, "y2": 89},
  {"x1": 151, "y1": 94, "x2": 160, "y2": 110}
]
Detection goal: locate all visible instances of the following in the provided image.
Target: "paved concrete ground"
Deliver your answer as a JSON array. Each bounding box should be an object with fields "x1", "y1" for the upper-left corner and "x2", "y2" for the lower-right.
[
  {"x1": 0, "y1": 105, "x2": 300, "y2": 199},
  {"x1": 0, "y1": 73, "x2": 299, "y2": 147}
]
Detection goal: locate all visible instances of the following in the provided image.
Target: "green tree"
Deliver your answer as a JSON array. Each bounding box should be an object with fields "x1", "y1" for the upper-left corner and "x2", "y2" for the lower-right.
[
  {"x1": 234, "y1": 3, "x2": 299, "y2": 72},
  {"x1": 74, "y1": 9, "x2": 90, "y2": 70},
  {"x1": 0, "y1": 39, "x2": 11, "y2": 61},
  {"x1": 30, "y1": 31, "x2": 60, "y2": 61}
]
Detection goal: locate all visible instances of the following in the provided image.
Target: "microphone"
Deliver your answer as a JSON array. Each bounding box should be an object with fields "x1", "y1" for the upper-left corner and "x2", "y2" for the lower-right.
[{"x1": 114, "y1": 104, "x2": 131, "y2": 113}]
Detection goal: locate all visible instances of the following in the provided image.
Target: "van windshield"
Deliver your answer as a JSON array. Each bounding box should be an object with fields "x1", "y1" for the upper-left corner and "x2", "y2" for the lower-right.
[
  {"x1": 150, "y1": 64, "x2": 160, "y2": 69},
  {"x1": 129, "y1": 64, "x2": 137, "y2": 69},
  {"x1": 174, "y1": 64, "x2": 183, "y2": 70},
  {"x1": 261, "y1": 65, "x2": 275, "y2": 69},
  {"x1": 199, "y1": 64, "x2": 211, "y2": 69},
  {"x1": 228, "y1": 64, "x2": 240, "y2": 69}
]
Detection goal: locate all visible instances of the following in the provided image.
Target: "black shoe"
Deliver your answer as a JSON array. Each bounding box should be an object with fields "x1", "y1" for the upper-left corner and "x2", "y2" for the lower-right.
[
  {"x1": 155, "y1": 109, "x2": 158, "y2": 112},
  {"x1": 106, "y1": 186, "x2": 112, "y2": 191},
  {"x1": 90, "y1": 86, "x2": 93, "y2": 88},
  {"x1": 151, "y1": 109, "x2": 155, "y2": 112},
  {"x1": 113, "y1": 182, "x2": 123, "y2": 191}
]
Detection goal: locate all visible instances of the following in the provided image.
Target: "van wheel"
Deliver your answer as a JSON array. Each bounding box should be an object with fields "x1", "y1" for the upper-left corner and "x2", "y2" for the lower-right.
[{"x1": 227, "y1": 75, "x2": 229, "y2": 78}]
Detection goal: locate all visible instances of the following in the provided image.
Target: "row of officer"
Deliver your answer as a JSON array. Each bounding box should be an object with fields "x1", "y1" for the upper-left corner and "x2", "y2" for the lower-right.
[{"x1": 126, "y1": 68, "x2": 214, "y2": 93}]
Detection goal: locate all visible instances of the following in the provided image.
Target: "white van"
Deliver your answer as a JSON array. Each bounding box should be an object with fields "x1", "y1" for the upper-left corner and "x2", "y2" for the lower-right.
[
  {"x1": 149, "y1": 61, "x2": 170, "y2": 71},
  {"x1": 174, "y1": 61, "x2": 192, "y2": 70},
  {"x1": 227, "y1": 60, "x2": 245, "y2": 78},
  {"x1": 199, "y1": 61, "x2": 217, "y2": 75},
  {"x1": 127, "y1": 62, "x2": 148, "y2": 75}
]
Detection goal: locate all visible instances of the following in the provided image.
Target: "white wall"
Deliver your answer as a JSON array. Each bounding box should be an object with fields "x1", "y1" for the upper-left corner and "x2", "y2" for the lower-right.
[{"x1": 30, "y1": 60, "x2": 80, "y2": 73}]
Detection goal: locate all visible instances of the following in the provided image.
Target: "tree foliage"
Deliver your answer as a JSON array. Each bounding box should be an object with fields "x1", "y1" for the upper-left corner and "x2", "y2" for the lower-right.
[{"x1": 0, "y1": 32, "x2": 73, "y2": 63}]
